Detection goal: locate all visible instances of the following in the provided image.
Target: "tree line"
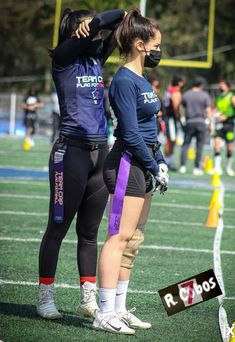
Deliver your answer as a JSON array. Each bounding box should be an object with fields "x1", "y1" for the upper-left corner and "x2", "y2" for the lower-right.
[{"x1": 0, "y1": 0, "x2": 234, "y2": 93}]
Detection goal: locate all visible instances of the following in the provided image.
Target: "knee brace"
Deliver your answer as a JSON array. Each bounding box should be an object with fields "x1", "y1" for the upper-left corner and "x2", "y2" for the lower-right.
[{"x1": 121, "y1": 225, "x2": 145, "y2": 269}]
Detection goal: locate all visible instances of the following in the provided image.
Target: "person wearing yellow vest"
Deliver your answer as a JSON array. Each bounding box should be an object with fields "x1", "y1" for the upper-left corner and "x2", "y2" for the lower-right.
[{"x1": 214, "y1": 80, "x2": 235, "y2": 176}]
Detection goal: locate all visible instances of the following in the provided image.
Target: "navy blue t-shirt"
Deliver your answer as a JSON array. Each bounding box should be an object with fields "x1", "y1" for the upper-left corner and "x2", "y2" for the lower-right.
[
  {"x1": 109, "y1": 67, "x2": 163, "y2": 176},
  {"x1": 52, "y1": 9, "x2": 125, "y2": 140},
  {"x1": 53, "y1": 56, "x2": 106, "y2": 139}
]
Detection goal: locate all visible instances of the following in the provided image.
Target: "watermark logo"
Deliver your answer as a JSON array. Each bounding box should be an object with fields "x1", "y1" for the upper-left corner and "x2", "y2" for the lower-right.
[{"x1": 158, "y1": 269, "x2": 222, "y2": 316}]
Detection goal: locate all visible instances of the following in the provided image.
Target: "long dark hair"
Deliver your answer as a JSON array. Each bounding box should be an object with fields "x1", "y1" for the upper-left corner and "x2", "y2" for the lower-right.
[
  {"x1": 172, "y1": 74, "x2": 184, "y2": 86},
  {"x1": 115, "y1": 8, "x2": 160, "y2": 57},
  {"x1": 58, "y1": 8, "x2": 96, "y2": 45}
]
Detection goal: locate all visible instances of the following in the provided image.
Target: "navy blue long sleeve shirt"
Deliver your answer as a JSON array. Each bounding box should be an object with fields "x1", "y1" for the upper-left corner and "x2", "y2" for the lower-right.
[
  {"x1": 109, "y1": 67, "x2": 163, "y2": 176},
  {"x1": 52, "y1": 9, "x2": 125, "y2": 140}
]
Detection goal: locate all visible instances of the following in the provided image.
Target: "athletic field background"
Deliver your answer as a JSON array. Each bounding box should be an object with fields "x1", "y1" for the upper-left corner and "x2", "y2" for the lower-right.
[{"x1": 0, "y1": 137, "x2": 234, "y2": 342}]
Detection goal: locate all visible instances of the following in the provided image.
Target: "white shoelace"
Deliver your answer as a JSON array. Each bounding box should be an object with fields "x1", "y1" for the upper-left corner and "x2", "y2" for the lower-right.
[
  {"x1": 83, "y1": 287, "x2": 97, "y2": 303},
  {"x1": 39, "y1": 286, "x2": 55, "y2": 305},
  {"x1": 100, "y1": 313, "x2": 122, "y2": 329}
]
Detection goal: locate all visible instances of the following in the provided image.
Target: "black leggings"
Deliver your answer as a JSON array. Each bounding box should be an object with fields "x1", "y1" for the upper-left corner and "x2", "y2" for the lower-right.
[
  {"x1": 39, "y1": 141, "x2": 109, "y2": 279},
  {"x1": 180, "y1": 122, "x2": 206, "y2": 168}
]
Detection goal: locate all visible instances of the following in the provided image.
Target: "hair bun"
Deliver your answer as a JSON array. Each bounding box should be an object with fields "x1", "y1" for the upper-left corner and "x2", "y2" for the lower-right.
[
  {"x1": 63, "y1": 8, "x2": 73, "y2": 16},
  {"x1": 129, "y1": 8, "x2": 141, "y2": 17}
]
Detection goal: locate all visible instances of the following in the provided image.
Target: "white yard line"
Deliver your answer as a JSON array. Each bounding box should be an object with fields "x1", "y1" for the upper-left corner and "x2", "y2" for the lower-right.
[
  {"x1": 0, "y1": 179, "x2": 234, "y2": 200},
  {"x1": 169, "y1": 189, "x2": 234, "y2": 198},
  {"x1": 1, "y1": 210, "x2": 235, "y2": 229},
  {"x1": 169, "y1": 189, "x2": 211, "y2": 196},
  {"x1": 0, "y1": 180, "x2": 48, "y2": 186},
  {"x1": 0, "y1": 278, "x2": 234, "y2": 300},
  {"x1": 0, "y1": 236, "x2": 234, "y2": 255},
  {"x1": 0, "y1": 165, "x2": 48, "y2": 171},
  {"x1": 148, "y1": 218, "x2": 235, "y2": 229},
  {"x1": 0, "y1": 211, "x2": 48, "y2": 216},
  {"x1": 151, "y1": 202, "x2": 234, "y2": 212},
  {"x1": 0, "y1": 194, "x2": 48, "y2": 200},
  {"x1": 0, "y1": 193, "x2": 234, "y2": 212},
  {"x1": 0, "y1": 278, "x2": 158, "y2": 295},
  {"x1": 223, "y1": 297, "x2": 235, "y2": 301}
]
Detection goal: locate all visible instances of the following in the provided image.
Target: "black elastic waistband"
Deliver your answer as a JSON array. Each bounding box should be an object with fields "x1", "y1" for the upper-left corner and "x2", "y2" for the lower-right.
[
  {"x1": 115, "y1": 139, "x2": 161, "y2": 153},
  {"x1": 58, "y1": 135, "x2": 107, "y2": 151},
  {"x1": 146, "y1": 142, "x2": 161, "y2": 152}
]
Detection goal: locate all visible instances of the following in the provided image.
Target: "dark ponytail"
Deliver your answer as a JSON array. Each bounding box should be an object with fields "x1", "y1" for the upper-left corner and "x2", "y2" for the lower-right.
[
  {"x1": 115, "y1": 8, "x2": 160, "y2": 57},
  {"x1": 58, "y1": 8, "x2": 74, "y2": 45},
  {"x1": 58, "y1": 8, "x2": 96, "y2": 45}
]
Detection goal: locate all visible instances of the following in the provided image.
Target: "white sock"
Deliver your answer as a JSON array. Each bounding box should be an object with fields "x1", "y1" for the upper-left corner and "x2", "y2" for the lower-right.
[
  {"x1": 115, "y1": 280, "x2": 129, "y2": 313},
  {"x1": 227, "y1": 156, "x2": 233, "y2": 170},
  {"x1": 99, "y1": 288, "x2": 116, "y2": 314},
  {"x1": 214, "y1": 155, "x2": 222, "y2": 170}
]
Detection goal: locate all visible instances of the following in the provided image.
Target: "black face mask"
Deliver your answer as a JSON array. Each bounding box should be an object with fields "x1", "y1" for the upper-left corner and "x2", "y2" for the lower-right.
[
  {"x1": 85, "y1": 39, "x2": 103, "y2": 57},
  {"x1": 144, "y1": 50, "x2": 162, "y2": 68}
]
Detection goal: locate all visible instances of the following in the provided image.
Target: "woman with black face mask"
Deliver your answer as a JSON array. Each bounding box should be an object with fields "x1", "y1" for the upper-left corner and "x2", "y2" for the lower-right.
[
  {"x1": 93, "y1": 8, "x2": 169, "y2": 335},
  {"x1": 37, "y1": 7, "x2": 126, "y2": 320}
]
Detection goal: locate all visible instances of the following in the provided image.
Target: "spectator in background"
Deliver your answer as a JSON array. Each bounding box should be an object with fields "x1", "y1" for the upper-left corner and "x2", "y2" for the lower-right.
[
  {"x1": 179, "y1": 77, "x2": 212, "y2": 176},
  {"x1": 213, "y1": 80, "x2": 235, "y2": 176},
  {"x1": 21, "y1": 87, "x2": 44, "y2": 149},
  {"x1": 163, "y1": 75, "x2": 184, "y2": 170},
  {"x1": 147, "y1": 73, "x2": 167, "y2": 137},
  {"x1": 51, "y1": 88, "x2": 61, "y2": 143}
]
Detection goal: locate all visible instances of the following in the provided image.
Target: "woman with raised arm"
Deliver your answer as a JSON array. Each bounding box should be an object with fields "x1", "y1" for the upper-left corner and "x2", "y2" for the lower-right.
[{"x1": 37, "y1": 7, "x2": 126, "y2": 320}]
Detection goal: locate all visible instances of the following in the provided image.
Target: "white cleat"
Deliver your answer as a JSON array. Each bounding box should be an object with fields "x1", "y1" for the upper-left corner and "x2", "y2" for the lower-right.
[
  {"x1": 226, "y1": 167, "x2": 235, "y2": 176},
  {"x1": 37, "y1": 283, "x2": 62, "y2": 319},
  {"x1": 93, "y1": 311, "x2": 135, "y2": 335},
  {"x1": 118, "y1": 308, "x2": 151, "y2": 330},
  {"x1": 193, "y1": 168, "x2": 204, "y2": 176},
  {"x1": 179, "y1": 166, "x2": 186, "y2": 174},
  {"x1": 77, "y1": 282, "x2": 99, "y2": 318}
]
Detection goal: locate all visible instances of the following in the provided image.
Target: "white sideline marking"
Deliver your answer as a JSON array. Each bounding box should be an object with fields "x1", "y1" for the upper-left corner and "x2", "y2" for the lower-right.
[
  {"x1": 213, "y1": 185, "x2": 229, "y2": 342},
  {"x1": 0, "y1": 237, "x2": 234, "y2": 255},
  {"x1": 0, "y1": 210, "x2": 235, "y2": 229},
  {"x1": 0, "y1": 278, "x2": 158, "y2": 294}
]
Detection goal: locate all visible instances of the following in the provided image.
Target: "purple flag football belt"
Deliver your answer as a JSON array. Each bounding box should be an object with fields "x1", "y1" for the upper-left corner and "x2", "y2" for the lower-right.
[
  {"x1": 54, "y1": 147, "x2": 67, "y2": 223},
  {"x1": 108, "y1": 151, "x2": 132, "y2": 235}
]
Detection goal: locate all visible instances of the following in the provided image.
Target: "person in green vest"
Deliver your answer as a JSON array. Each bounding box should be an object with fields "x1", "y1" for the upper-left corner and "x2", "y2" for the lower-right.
[{"x1": 214, "y1": 80, "x2": 235, "y2": 176}]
